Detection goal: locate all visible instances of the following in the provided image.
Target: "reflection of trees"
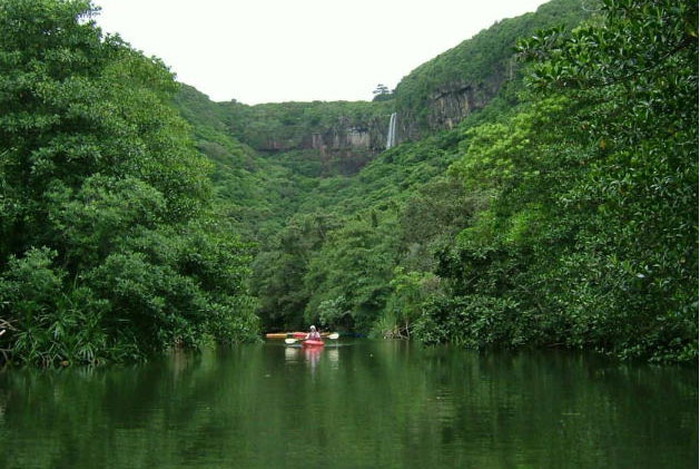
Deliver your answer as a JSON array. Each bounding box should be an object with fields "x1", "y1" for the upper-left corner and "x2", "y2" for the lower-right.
[{"x1": 0, "y1": 344, "x2": 696, "y2": 468}]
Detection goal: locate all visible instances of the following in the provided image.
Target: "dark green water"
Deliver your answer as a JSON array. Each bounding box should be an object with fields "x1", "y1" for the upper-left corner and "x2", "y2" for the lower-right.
[{"x1": 0, "y1": 340, "x2": 697, "y2": 468}]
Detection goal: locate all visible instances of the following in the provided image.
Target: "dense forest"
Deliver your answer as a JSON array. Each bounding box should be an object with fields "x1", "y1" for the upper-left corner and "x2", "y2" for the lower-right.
[
  {"x1": 0, "y1": 0, "x2": 260, "y2": 366},
  {"x1": 0, "y1": 0, "x2": 696, "y2": 366}
]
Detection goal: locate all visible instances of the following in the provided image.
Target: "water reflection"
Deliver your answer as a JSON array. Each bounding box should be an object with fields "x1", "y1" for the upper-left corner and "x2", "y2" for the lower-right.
[
  {"x1": 303, "y1": 346, "x2": 322, "y2": 373},
  {"x1": 0, "y1": 342, "x2": 696, "y2": 469},
  {"x1": 284, "y1": 344, "x2": 301, "y2": 362},
  {"x1": 326, "y1": 347, "x2": 339, "y2": 367},
  {"x1": 283, "y1": 344, "x2": 328, "y2": 374}
]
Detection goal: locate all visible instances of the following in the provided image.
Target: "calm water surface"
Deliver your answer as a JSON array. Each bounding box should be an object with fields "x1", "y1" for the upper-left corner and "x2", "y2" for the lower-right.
[{"x1": 0, "y1": 340, "x2": 697, "y2": 468}]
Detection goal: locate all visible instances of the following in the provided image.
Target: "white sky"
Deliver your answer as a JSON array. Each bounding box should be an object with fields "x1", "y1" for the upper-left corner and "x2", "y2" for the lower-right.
[{"x1": 94, "y1": 0, "x2": 550, "y2": 105}]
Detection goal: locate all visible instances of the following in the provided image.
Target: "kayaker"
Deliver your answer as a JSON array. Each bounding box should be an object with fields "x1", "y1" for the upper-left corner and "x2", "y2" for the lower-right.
[{"x1": 305, "y1": 325, "x2": 321, "y2": 341}]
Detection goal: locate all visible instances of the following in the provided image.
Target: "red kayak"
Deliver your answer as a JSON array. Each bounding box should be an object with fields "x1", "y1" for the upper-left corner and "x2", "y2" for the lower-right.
[{"x1": 302, "y1": 339, "x2": 325, "y2": 347}]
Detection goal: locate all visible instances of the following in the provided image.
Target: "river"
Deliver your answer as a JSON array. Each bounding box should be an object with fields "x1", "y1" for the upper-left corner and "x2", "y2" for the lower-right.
[{"x1": 0, "y1": 340, "x2": 697, "y2": 468}]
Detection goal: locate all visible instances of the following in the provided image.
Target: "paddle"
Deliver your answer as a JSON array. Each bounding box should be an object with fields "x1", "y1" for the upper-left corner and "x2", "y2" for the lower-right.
[{"x1": 285, "y1": 332, "x2": 339, "y2": 345}]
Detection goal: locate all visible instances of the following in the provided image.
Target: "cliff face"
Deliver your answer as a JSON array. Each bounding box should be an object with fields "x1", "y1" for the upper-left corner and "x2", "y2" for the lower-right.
[
  {"x1": 248, "y1": 79, "x2": 500, "y2": 158},
  {"x1": 213, "y1": 101, "x2": 393, "y2": 177},
  {"x1": 258, "y1": 117, "x2": 393, "y2": 176},
  {"x1": 245, "y1": 78, "x2": 497, "y2": 162},
  {"x1": 257, "y1": 116, "x2": 389, "y2": 156},
  {"x1": 427, "y1": 79, "x2": 501, "y2": 130},
  {"x1": 221, "y1": 101, "x2": 395, "y2": 175},
  {"x1": 396, "y1": 78, "x2": 503, "y2": 143}
]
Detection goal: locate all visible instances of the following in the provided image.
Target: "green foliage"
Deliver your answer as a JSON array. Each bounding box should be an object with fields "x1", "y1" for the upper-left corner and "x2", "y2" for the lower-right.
[
  {"x1": 251, "y1": 212, "x2": 341, "y2": 329},
  {"x1": 418, "y1": 0, "x2": 697, "y2": 362},
  {"x1": 0, "y1": 247, "x2": 111, "y2": 366},
  {"x1": 380, "y1": 268, "x2": 442, "y2": 339},
  {"x1": 0, "y1": 0, "x2": 258, "y2": 366},
  {"x1": 414, "y1": 294, "x2": 523, "y2": 348},
  {"x1": 304, "y1": 215, "x2": 398, "y2": 332}
]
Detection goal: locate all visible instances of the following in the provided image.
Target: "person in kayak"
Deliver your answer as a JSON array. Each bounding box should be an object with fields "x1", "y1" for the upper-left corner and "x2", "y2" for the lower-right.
[{"x1": 305, "y1": 325, "x2": 321, "y2": 341}]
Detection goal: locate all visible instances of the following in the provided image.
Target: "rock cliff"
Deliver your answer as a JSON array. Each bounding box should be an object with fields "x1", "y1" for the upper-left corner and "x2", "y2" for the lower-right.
[
  {"x1": 256, "y1": 116, "x2": 389, "y2": 156},
  {"x1": 395, "y1": 78, "x2": 504, "y2": 143}
]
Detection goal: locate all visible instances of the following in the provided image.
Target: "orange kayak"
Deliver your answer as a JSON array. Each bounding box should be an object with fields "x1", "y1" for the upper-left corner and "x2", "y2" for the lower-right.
[{"x1": 265, "y1": 332, "x2": 304, "y2": 339}]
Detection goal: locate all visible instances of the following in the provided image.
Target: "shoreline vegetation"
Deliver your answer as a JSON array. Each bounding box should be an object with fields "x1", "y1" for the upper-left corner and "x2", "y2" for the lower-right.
[{"x1": 0, "y1": 0, "x2": 697, "y2": 366}]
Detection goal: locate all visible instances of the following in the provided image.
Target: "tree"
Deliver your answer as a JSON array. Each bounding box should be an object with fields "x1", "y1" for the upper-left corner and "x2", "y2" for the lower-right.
[
  {"x1": 251, "y1": 212, "x2": 340, "y2": 330},
  {"x1": 304, "y1": 215, "x2": 398, "y2": 332},
  {"x1": 423, "y1": 0, "x2": 698, "y2": 362},
  {"x1": 372, "y1": 83, "x2": 393, "y2": 101},
  {"x1": 0, "y1": 0, "x2": 258, "y2": 366}
]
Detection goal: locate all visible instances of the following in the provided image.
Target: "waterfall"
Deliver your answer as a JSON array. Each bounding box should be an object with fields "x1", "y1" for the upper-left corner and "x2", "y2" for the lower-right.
[{"x1": 386, "y1": 112, "x2": 397, "y2": 149}]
